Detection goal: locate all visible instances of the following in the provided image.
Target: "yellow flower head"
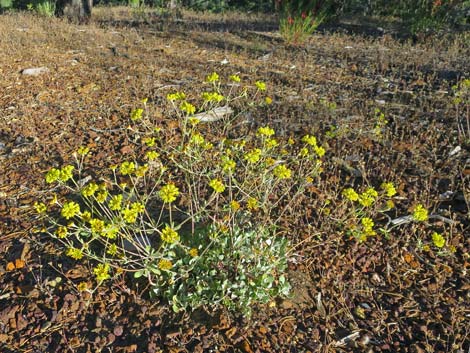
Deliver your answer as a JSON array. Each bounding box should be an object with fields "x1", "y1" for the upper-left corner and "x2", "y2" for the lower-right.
[
  {"x1": 81, "y1": 211, "x2": 92, "y2": 223},
  {"x1": 358, "y1": 187, "x2": 378, "y2": 207},
  {"x1": 77, "y1": 146, "x2": 90, "y2": 156},
  {"x1": 230, "y1": 200, "x2": 240, "y2": 211},
  {"x1": 121, "y1": 208, "x2": 138, "y2": 224},
  {"x1": 299, "y1": 147, "x2": 309, "y2": 157},
  {"x1": 66, "y1": 247, "x2": 84, "y2": 260},
  {"x1": 361, "y1": 217, "x2": 375, "y2": 235},
  {"x1": 120, "y1": 161, "x2": 135, "y2": 176},
  {"x1": 255, "y1": 81, "x2": 266, "y2": 91},
  {"x1": 145, "y1": 151, "x2": 160, "y2": 161},
  {"x1": 143, "y1": 137, "x2": 156, "y2": 147},
  {"x1": 180, "y1": 101, "x2": 196, "y2": 115},
  {"x1": 77, "y1": 282, "x2": 88, "y2": 291},
  {"x1": 381, "y1": 182, "x2": 397, "y2": 197},
  {"x1": 209, "y1": 178, "x2": 225, "y2": 193},
  {"x1": 257, "y1": 126, "x2": 275, "y2": 137},
  {"x1": 159, "y1": 183, "x2": 180, "y2": 203},
  {"x1": 342, "y1": 188, "x2": 359, "y2": 202},
  {"x1": 265, "y1": 138, "x2": 278, "y2": 149},
  {"x1": 431, "y1": 232, "x2": 445, "y2": 248},
  {"x1": 34, "y1": 202, "x2": 47, "y2": 214},
  {"x1": 131, "y1": 202, "x2": 145, "y2": 213},
  {"x1": 221, "y1": 156, "x2": 236, "y2": 174},
  {"x1": 412, "y1": 204, "x2": 428, "y2": 222},
  {"x1": 229, "y1": 74, "x2": 241, "y2": 83},
  {"x1": 90, "y1": 218, "x2": 105, "y2": 234},
  {"x1": 244, "y1": 148, "x2": 262, "y2": 163},
  {"x1": 158, "y1": 259, "x2": 173, "y2": 271},
  {"x1": 59, "y1": 165, "x2": 75, "y2": 182},
  {"x1": 61, "y1": 201, "x2": 80, "y2": 220},
  {"x1": 109, "y1": 194, "x2": 123, "y2": 211},
  {"x1": 102, "y1": 225, "x2": 119, "y2": 239},
  {"x1": 135, "y1": 164, "x2": 149, "y2": 178},
  {"x1": 314, "y1": 145, "x2": 326, "y2": 157},
  {"x1": 188, "y1": 248, "x2": 198, "y2": 257},
  {"x1": 81, "y1": 182, "x2": 98, "y2": 198},
  {"x1": 106, "y1": 243, "x2": 118, "y2": 256},
  {"x1": 45, "y1": 168, "x2": 61, "y2": 183},
  {"x1": 273, "y1": 164, "x2": 292, "y2": 179},
  {"x1": 161, "y1": 225, "x2": 180, "y2": 244},
  {"x1": 206, "y1": 72, "x2": 219, "y2": 83},
  {"x1": 247, "y1": 197, "x2": 258, "y2": 211},
  {"x1": 265, "y1": 96, "x2": 273, "y2": 105},
  {"x1": 167, "y1": 92, "x2": 186, "y2": 101},
  {"x1": 55, "y1": 226, "x2": 68, "y2": 238},
  {"x1": 190, "y1": 133, "x2": 205, "y2": 145},
  {"x1": 302, "y1": 134, "x2": 317, "y2": 146},
  {"x1": 93, "y1": 263, "x2": 111, "y2": 282},
  {"x1": 131, "y1": 108, "x2": 144, "y2": 121}
]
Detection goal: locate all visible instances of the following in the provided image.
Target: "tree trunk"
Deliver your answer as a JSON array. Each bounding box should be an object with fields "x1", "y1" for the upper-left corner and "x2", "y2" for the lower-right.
[{"x1": 56, "y1": 0, "x2": 92, "y2": 23}]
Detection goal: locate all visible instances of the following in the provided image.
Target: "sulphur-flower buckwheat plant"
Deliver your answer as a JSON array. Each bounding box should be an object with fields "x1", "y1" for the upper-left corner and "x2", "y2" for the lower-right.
[{"x1": 34, "y1": 73, "x2": 328, "y2": 315}]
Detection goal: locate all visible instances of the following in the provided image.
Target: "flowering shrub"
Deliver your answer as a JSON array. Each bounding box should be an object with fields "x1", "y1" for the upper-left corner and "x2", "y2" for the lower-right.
[{"x1": 35, "y1": 73, "x2": 327, "y2": 314}]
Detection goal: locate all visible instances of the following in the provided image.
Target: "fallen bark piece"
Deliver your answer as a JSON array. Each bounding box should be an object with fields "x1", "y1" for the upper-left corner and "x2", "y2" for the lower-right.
[{"x1": 191, "y1": 106, "x2": 233, "y2": 123}]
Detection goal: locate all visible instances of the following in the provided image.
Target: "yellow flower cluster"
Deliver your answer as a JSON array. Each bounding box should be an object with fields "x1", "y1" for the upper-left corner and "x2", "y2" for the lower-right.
[
  {"x1": 206, "y1": 72, "x2": 219, "y2": 83},
  {"x1": 159, "y1": 183, "x2": 179, "y2": 203},
  {"x1": 82, "y1": 182, "x2": 99, "y2": 197},
  {"x1": 209, "y1": 178, "x2": 225, "y2": 193},
  {"x1": 130, "y1": 108, "x2": 144, "y2": 121},
  {"x1": 431, "y1": 232, "x2": 445, "y2": 248},
  {"x1": 61, "y1": 201, "x2": 80, "y2": 219},
  {"x1": 380, "y1": 182, "x2": 397, "y2": 197},
  {"x1": 45, "y1": 165, "x2": 75, "y2": 183},
  {"x1": 77, "y1": 146, "x2": 90, "y2": 156},
  {"x1": 167, "y1": 92, "x2": 186, "y2": 101},
  {"x1": 361, "y1": 217, "x2": 375, "y2": 236},
  {"x1": 229, "y1": 74, "x2": 241, "y2": 83},
  {"x1": 93, "y1": 263, "x2": 110, "y2": 282},
  {"x1": 273, "y1": 164, "x2": 292, "y2": 180},
  {"x1": 202, "y1": 92, "x2": 224, "y2": 103},
  {"x1": 190, "y1": 133, "x2": 205, "y2": 145},
  {"x1": 244, "y1": 148, "x2": 262, "y2": 163},
  {"x1": 180, "y1": 101, "x2": 196, "y2": 115},
  {"x1": 247, "y1": 197, "x2": 258, "y2": 210},
  {"x1": 255, "y1": 81, "x2": 266, "y2": 91},
  {"x1": 230, "y1": 200, "x2": 241, "y2": 211},
  {"x1": 221, "y1": 155, "x2": 236, "y2": 174},
  {"x1": 34, "y1": 202, "x2": 47, "y2": 214},
  {"x1": 55, "y1": 226, "x2": 68, "y2": 238},
  {"x1": 358, "y1": 187, "x2": 378, "y2": 207},
  {"x1": 188, "y1": 248, "x2": 198, "y2": 257},
  {"x1": 145, "y1": 151, "x2": 160, "y2": 161},
  {"x1": 257, "y1": 126, "x2": 275, "y2": 137},
  {"x1": 161, "y1": 225, "x2": 180, "y2": 243},
  {"x1": 342, "y1": 188, "x2": 359, "y2": 202},
  {"x1": 120, "y1": 161, "x2": 135, "y2": 176},
  {"x1": 66, "y1": 247, "x2": 84, "y2": 260},
  {"x1": 412, "y1": 204, "x2": 428, "y2": 222},
  {"x1": 158, "y1": 259, "x2": 173, "y2": 271},
  {"x1": 121, "y1": 202, "x2": 145, "y2": 223},
  {"x1": 265, "y1": 138, "x2": 278, "y2": 149},
  {"x1": 102, "y1": 225, "x2": 119, "y2": 239},
  {"x1": 109, "y1": 194, "x2": 123, "y2": 211},
  {"x1": 143, "y1": 137, "x2": 156, "y2": 147}
]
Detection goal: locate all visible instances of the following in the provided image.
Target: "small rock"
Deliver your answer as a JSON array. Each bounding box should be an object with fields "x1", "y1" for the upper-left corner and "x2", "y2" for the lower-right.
[
  {"x1": 113, "y1": 325, "x2": 124, "y2": 337},
  {"x1": 21, "y1": 67, "x2": 50, "y2": 76}
]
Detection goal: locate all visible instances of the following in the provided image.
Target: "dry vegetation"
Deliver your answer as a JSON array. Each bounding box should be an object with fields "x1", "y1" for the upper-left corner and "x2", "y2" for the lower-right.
[{"x1": 0, "y1": 7, "x2": 469, "y2": 352}]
